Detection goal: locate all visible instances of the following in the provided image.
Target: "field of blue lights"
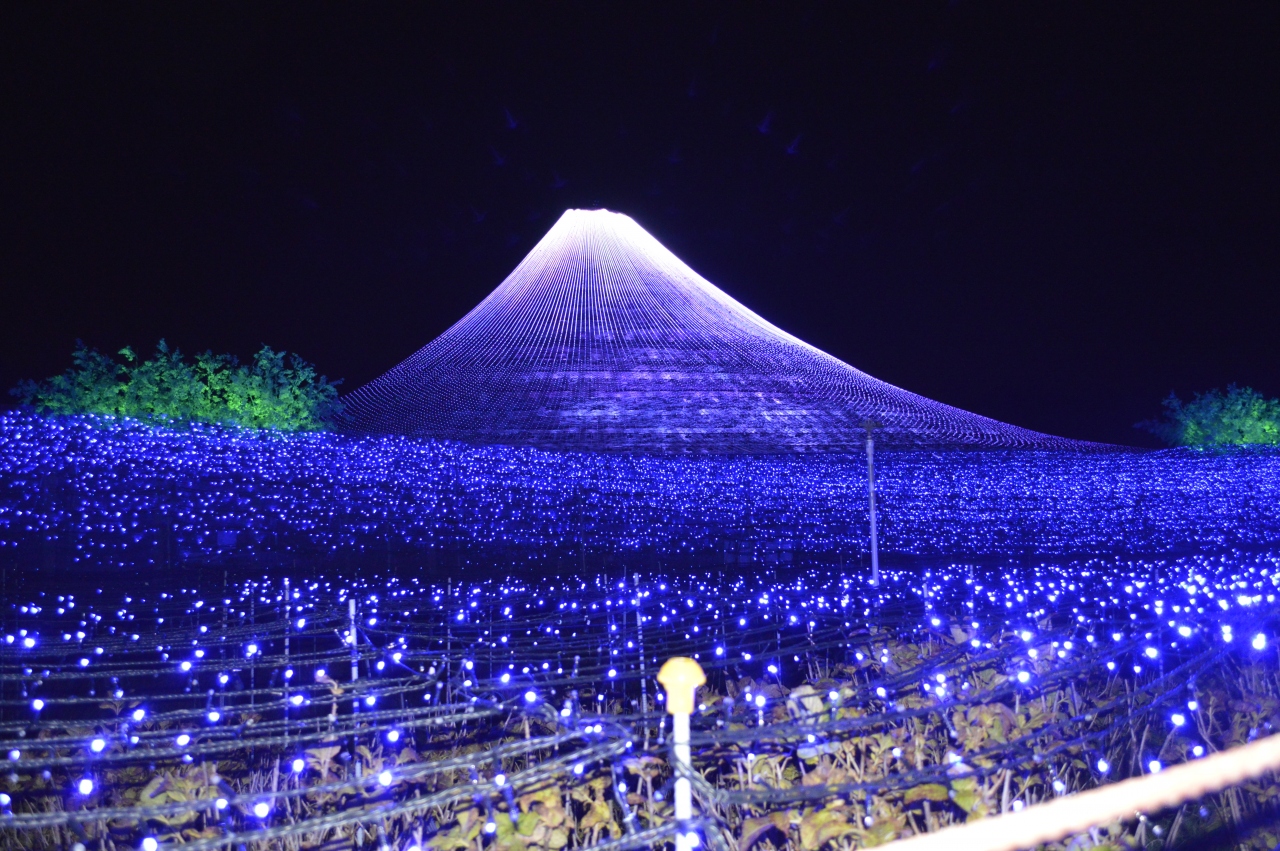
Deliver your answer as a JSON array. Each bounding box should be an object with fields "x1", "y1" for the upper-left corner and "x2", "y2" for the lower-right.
[
  {"x1": 2, "y1": 412, "x2": 1279, "y2": 566},
  {"x1": 1, "y1": 551, "x2": 1278, "y2": 849},
  {"x1": 2, "y1": 413, "x2": 1279, "y2": 849}
]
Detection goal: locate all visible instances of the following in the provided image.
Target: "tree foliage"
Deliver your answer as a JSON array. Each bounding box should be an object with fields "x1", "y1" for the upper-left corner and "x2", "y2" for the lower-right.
[
  {"x1": 1141, "y1": 384, "x2": 1280, "y2": 447},
  {"x1": 11, "y1": 340, "x2": 343, "y2": 431}
]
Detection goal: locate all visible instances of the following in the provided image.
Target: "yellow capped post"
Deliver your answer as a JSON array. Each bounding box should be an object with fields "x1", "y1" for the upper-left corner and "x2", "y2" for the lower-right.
[
  {"x1": 658, "y1": 657, "x2": 705, "y2": 851},
  {"x1": 657, "y1": 656, "x2": 705, "y2": 715}
]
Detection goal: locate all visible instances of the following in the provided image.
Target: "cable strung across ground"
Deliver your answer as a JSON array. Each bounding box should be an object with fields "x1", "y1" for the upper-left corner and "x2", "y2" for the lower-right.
[{"x1": 1, "y1": 552, "x2": 1277, "y2": 849}]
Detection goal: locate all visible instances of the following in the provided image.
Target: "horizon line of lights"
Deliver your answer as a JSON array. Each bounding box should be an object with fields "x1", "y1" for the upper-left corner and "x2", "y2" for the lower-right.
[{"x1": 2, "y1": 412, "x2": 1278, "y2": 566}]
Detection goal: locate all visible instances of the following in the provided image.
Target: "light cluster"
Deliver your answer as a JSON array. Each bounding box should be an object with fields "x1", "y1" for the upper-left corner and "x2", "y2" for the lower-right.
[{"x1": 2, "y1": 412, "x2": 1278, "y2": 565}]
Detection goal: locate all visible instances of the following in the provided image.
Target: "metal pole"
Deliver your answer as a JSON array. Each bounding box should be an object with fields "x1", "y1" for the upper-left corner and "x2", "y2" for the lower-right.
[
  {"x1": 283, "y1": 576, "x2": 290, "y2": 747},
  {"x1": 249, "y1": 586, "x2": 256, "y2": 712},
  {"x1": 865, "y1": 429, "x2": 880, "y2": 588},
  {"x1": 636, "y1": 574, "x2": 647, "y2": 714},
  {"x1": 349, "y1": 596, "x2": 359, "y2": 685},
  {"x1": 349, "y1": 595, "x2": 360, "y2": 781}
]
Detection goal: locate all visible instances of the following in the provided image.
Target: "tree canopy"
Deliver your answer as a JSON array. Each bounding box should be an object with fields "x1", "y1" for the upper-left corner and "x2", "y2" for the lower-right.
[
  {"x1": 11, "y1": 340, "x2": 343, "y2": 431},
  {"x1": 1140, "y1": 384, "x2": 1280, "y2": 447}
]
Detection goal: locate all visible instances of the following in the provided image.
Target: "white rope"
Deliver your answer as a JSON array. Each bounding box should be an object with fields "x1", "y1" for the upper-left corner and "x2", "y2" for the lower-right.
[{"x1": 879, "y1": 733, "x2": 1280, "y2": 851}]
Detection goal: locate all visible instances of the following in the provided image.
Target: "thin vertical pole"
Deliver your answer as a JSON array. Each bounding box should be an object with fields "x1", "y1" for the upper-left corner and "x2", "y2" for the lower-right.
[
  {"x1": 865, "y1": 429, "x2": 880, "y2": 588},
  {"x1": 249, "y1": 586, "x2": 256, "y2": 712},
  {"x1": 446, "y1": 578, "x2": 453, "y2": 704},
  {"x1": 283, "y1": 576, "x2": 290, "y2": 746},
  {"x1": 636, "y1": 573, "x2": 647, "y2": 715},
  {"x1": 349, "y1": 595, "x2": 360, "y2": 780},
  {"x1": 220, "y1": 575, "x2": 228, "y2": 714},
  {"x1": 349, "y1": 596, "x2": 359, "y2": 686}
]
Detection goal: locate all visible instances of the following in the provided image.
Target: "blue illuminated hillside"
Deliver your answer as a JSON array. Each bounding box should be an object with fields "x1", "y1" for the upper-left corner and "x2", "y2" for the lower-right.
[{"x1": 344, "y1": 210, "x2": 1105, "y2": 454}]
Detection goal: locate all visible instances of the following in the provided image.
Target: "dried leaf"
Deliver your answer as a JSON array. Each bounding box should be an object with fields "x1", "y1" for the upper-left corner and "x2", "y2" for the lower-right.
[
  {"x1": 903, "y1": 783, "x2": 950, "y2": 804},
  {"x1": 798, "y1": 807, "x2": 855, "y2": 848},
  {"x1": 738, "y1": 816, "x2": 779, "y2": 851}
]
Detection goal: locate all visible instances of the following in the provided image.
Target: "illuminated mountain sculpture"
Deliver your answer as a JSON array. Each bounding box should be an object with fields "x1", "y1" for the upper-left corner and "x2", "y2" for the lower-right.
[{"x1": 345, "y1": 209, "x2": 1096, "y2": 454}]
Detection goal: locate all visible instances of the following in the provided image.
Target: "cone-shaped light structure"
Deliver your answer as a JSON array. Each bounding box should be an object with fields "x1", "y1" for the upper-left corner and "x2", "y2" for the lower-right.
[{"x1": 345, "y1": 209, "x2": 1098, "y2": 454}]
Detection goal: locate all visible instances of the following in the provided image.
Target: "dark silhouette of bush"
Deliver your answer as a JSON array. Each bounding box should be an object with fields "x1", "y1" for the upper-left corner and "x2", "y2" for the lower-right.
[
  {"x1": 1140, "y1": 384, "x2": 1280, "y2": 447},
  {"x1": 11, "y1": 340, "x2": 343, "y2": 431}
]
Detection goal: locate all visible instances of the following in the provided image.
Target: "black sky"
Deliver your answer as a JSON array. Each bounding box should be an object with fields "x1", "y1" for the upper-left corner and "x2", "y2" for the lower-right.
[{"x1": 2, "y1": 4, "x2": 1278, "y2": 446}]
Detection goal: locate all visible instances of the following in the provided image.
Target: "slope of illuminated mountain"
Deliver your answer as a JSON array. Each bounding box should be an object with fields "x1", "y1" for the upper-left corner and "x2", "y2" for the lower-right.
[{"x1": 345, "y1": 209, "x2": 1099, "y2": 453}]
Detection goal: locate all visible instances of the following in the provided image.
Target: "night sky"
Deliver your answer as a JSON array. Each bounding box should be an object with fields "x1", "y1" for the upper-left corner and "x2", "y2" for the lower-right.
[{"x1": 3, "y1": 5, "x2": 1278, "y2": 447}]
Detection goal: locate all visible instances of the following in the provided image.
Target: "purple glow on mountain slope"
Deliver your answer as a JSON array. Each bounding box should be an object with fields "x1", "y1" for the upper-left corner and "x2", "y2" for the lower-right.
[{"x1": 345, "y1": 210, "x2": 1103, "y2": 453}]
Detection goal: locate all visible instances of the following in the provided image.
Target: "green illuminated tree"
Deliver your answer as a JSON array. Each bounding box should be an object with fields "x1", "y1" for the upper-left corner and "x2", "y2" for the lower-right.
[
  {"x1": 1140, "y1": 384, "x2": 1280, "y2": 447},
  {"x1": 11, "y1": 340, "x2": 343, "y2": 431}
]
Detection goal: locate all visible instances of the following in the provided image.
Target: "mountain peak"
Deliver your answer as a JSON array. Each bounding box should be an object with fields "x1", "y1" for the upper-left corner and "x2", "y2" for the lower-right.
[{"x1": 345, "y1": 210, "x2": 1100, "y2": 454}]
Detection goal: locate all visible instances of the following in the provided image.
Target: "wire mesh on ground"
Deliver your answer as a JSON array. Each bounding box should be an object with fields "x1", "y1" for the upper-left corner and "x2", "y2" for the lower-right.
[{"x1": 1, "y1": 553, "x2": 1278, "y2": 850}]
